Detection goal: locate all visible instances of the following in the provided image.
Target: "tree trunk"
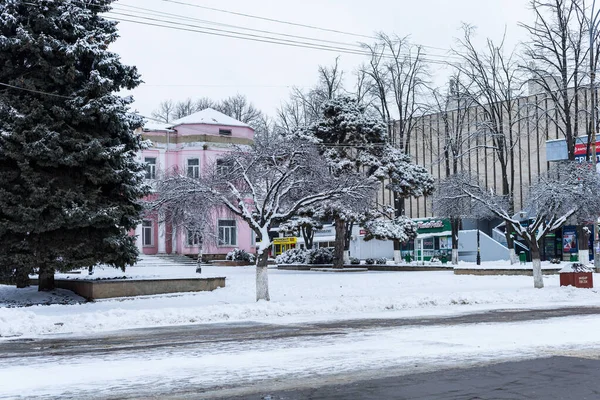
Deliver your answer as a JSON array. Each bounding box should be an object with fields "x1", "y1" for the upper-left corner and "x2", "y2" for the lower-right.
[
  {"x1": 393, "y1": 249, "x2": 402, "y2": 264},
  {"x1": 255, "y1": 250, "x2": 270, "y2": 301},
  {"x1": 333, "y1": 217, "x2": 345, "y2": 269},
  {"x1": 196, "y1": 238, "x2": 203, "y2": 273},
  {"x1": 530, "y1": 242, "x2": 544, "y2": 289},
  {"x1": 393, "y1": 193, "x2": 405, "y2": 263},
  {"x1": 505, "y1": 225, "x2": 517, "y2": 265},
  {"x1": 15, "y1": 267, "x2": 30, "y2": 288},
  {"x1": 577, "y1": 225, "x2": 590, "y2": 264},
  {"x1": 302, "y1": 226, "x2": 314, "y2": 250},
  {"x1": 451, "y1": 217, "x2": 459, "y2": 265},
  {"x1": 38, "y1": 265, "x2": 55, "y2": 291}
]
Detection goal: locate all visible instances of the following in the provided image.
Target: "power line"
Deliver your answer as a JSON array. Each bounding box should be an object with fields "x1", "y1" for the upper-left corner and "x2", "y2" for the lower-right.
[
  {"x1": 114, "y1": 3, "x2": 367, "y2": 51},
  {"x1": 157, "y1": 0, "x2": 376, "y2": 40},
  {"x1": 25, "y1": 0, "x2": 456, "y2": 62},
  {"x1": 107, "y1": 10, "x2": 378, "y2": 56},
  {"x1": 114, "y1": 2, "x2": 459, "y2": 61},
  {"x1": 107, "y1": 16, "x2": 395, "y2": 60},
  {"x1": 154, "y1": 0, "x2": 452, "y2": 53},
  {"x1": 106, "y1": 15, "x2": 451, "y2": 65},
  {"x1": 138, "y1": 84, "x2": 300, "y2": 88},
  {"x1": 0, "y1": 82, "x2": 73, "y2": 99}
]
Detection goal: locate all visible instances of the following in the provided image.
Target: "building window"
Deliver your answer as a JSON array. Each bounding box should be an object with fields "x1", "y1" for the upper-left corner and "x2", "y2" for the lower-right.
[
  {"x1": 218, "y1": 220, "x2": 237, "y2": 246},
  {"x1": 186, "y1": 229, "x2": 202, "y2": 246},
  {"x1": 216, "y1": 158, "x2": 233, "y2": 175},
  {"x1": 144, "y1": 157, "x2": 156, "y2": 180},
  {"x1": 187, "y1": 158, "x2": 200, "y2": 178},
  {"x1": 142, "y1": 220, "x2": 153, "y2": 246},
  {"x1": 219, "y1": 128, "x2": 232, "y2": 135}
]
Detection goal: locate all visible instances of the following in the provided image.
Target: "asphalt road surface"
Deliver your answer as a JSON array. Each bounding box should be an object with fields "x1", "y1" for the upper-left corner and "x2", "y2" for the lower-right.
[
  {"x1": 224, "y1": 356, "x2": 600, "y2": 400},
  {"x1": 3, "y1": 306, "x2": 600, "y2": 399},
  {"x1": 3, "y1": 306, "x2": 600, "y2": 359}
]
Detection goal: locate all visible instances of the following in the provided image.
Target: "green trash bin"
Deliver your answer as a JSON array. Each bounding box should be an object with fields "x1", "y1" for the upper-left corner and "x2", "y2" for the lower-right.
[
  {"x1": 570, "y1": 253, "x2": 579, "y2": 262},
  {"x1": 519, "y1": 252, "x2": 526, "y2": 265},
  {"x1": 404, "y1": 254, "x2": 412, "y2": 263},
  {"x1": 440, "y1": 253, "x2": 448, "y2": 264}
]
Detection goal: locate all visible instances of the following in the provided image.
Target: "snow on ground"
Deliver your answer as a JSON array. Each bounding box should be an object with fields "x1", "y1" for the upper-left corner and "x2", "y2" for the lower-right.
[
  {"x1": 3, "y1": 315, "x2": 600, "y2": 399},
  {"x1": 1, "y1": 260, "x2": 600, "y2": 339}
]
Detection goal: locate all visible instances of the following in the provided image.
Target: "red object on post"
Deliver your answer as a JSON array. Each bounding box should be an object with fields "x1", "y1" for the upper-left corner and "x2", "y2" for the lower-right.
[{"x1": 559, "y1": 264, "x2": 594, "y2": 288}]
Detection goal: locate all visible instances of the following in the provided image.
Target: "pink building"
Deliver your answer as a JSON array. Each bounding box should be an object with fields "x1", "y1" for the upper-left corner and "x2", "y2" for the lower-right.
[{"x1": 135, "y1": 108, "x2": 255, "y2": 259}]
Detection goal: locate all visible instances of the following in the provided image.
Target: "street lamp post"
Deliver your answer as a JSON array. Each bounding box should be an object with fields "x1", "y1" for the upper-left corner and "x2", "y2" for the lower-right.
[{"x1": 476, "y1": 221, "x2": 481, "y2": 266}]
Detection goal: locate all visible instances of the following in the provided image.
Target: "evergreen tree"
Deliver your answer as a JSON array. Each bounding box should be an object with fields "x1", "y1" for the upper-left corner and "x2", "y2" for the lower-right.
[
  {"x1": 304, "y1": 97, "x2": 434, "y2": 266},
  {"x1": 0, "y1": 0, "x2": 148, "y2": 289},
  {"x1": 303, "y1": 97, "x2": 387, "y2": 267}
]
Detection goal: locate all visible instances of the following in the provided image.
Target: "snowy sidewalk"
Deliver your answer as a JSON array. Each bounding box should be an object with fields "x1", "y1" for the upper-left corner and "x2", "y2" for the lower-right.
[{"x1": 2, "y1": 261, "x2": 600, "y2": 339}]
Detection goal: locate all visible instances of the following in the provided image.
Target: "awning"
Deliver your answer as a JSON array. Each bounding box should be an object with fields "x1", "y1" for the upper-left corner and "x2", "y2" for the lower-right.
[
  {"x1": 313, "y1": 236, "x2": 336, "y2": 242},
  {"x1": 415, "y1": 230, "x2": 452, "y2": 240}
]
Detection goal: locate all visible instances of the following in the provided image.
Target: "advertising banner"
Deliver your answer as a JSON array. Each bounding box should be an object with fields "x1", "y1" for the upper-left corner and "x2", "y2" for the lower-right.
[
  {"x1": 562, "y1": 227, "x2": 578, "y2": 253},
  {"x1": 574, "y1": 141, "x2": 600, "y2": 163}
]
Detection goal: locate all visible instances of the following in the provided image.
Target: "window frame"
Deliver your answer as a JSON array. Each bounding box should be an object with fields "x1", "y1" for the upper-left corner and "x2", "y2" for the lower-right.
[
  {"x1": 217, "y1": 219, "x2": 237, "y2": 247},
  {"x1": 186, "y1": 228, "x2": 202, "y2": 247},
  {"x1": 216, "y1": 158, "x2": 233, "y2": 175},
  {"x1": 144, "y1": 157, "x2": 157, "y2": 180},
  {"x1": 186, "y1": 158, "x2": 200, "y2": 179},
  {"x1": 142, "y1": 220, "x2": 154, "y2": 247}
]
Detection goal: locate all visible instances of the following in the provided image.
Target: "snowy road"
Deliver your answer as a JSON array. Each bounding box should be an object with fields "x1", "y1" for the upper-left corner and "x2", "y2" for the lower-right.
[{"x1": 3, "y1": 307, "x2": 600, "y2": 399}]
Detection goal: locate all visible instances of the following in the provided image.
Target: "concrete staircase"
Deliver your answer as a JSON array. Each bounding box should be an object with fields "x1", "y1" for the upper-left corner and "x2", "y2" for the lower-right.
[{"x1": 136, "y1": 254, "x2": 198, "y2": 267}]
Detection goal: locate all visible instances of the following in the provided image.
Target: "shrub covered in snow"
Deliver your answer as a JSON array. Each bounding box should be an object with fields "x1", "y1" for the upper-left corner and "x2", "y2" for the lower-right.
[
  {"x1": 365, "y1": 258, "x2": 375, "y2": 265},
  {"x1": 349, "y1": 257, "x2": 360, "y2": 265},
  {"x1": 376, "y1": 257, "x2": 387, "y2": 265},
  {"x1": 225, "y1": 249, "x2": 255, "y2": 263},
  {"x1": 307, "y1": 248, "x2": 334, "y2": 264},
  {"x1": 275, "y1": 248, "x2": 308, "y2": 264}
]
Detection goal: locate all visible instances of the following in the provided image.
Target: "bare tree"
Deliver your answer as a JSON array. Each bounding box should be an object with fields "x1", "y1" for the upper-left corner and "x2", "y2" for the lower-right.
[
  {"x1": 360, "y1": 34, "x2": 430, "y2": 262},
  {"x1": 361, "y1": 33, "x2": 428, "y2": 152},
  {"x1": 275, "y1": 59, "x2": 345, "y2": 134},
  {"x1": 151, "y1": 100, "x2": 175, "y2": 123},
  {"x1": 194, "y1": 97, "x2": 218, "y2": 112},
  {"x1": 432, "y1": 173, "x2": 491, "y2": 264},
  {"x1": 520, "y1": 0, "x2": 594, "y2": 260},
  {"x1": 426, "y1": 76, "x2": 478, "y2": 263},
  {"x1": 520, "y1": 0, "x2": 588, "y2": 159},
  {"x1": 456, "y1": 161, "x2": 600, "y2": 288},
  {"x1": 155, "y1": 136, "x2": 376, "y2": 301},
  {"x1": 150, "y1": 170, "x2": 218, "y2": 267},
  {"x1": 217, "y1": 94, "x2": 263, "y2": 127},
  {"x1": 453, "y1": 25, "x2": 526, "y2": 264},
  {"x1": 172, "y1": 98, "x2": 197, "y2": 120}
]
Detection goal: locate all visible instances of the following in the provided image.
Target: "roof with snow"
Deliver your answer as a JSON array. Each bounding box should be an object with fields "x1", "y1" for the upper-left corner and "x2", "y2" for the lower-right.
[
  {"x1": 143, "y1": 120, "x2": 174, "y2": 132},
  {"x1": 168, "y1": 108, "x2": 251, "y2": 128}
]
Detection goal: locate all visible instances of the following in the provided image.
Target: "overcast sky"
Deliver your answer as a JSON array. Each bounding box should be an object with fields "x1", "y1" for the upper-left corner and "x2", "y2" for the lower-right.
[{"x1": 109, "y1": 0, "x2": 534, "y2": 121}]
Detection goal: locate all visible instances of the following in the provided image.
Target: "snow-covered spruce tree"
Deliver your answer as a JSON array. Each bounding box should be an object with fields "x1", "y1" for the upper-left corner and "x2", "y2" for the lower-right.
[
  {"x1": 155, "y1": 136, "x2": 376, "y2": 301},
  {"x1": 458, "y1": 162, "x2": 600, "y2": 288},
  {"x1": 0, "y1": 0, "x2": 148, "y2": 289},
  {"x1": 302, "y1": 97, "x2": 386, "y2": 267},
  {"x1": 304, "y1": 97, "x2": 433, "y2": 266}
]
